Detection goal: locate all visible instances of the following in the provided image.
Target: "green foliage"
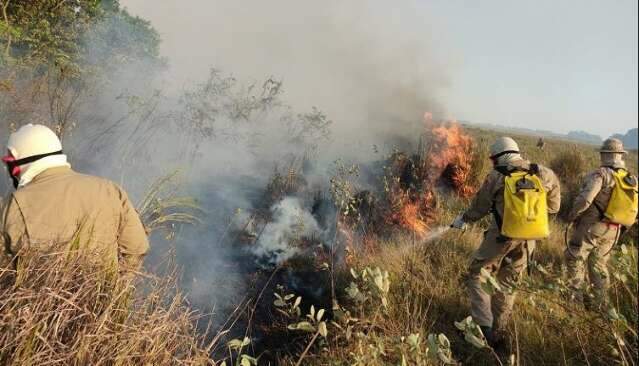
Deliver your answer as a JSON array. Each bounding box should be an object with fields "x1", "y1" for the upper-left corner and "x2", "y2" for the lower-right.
[
  {"x1": 454, "y1": 316, "x2": 488, "y2": 349},
  {"x1": 1, "y1": 0, "x2": 101, "y2": 66},
  {"x1": 0, "y1": 0, "x2": 160, "y2": 68},
  {"x1": 223, "y1": 337, "x2": 258, "y2": 366},
  {"x1": 138, "y1": 170, "x2": 204, "y2": 240},
  {"x1": 0, "y1": 0, "x2": 163, "y2": 139},
  {"x1": 347, "y1": 266, "x2": 391, "y2": 309},
  {"x1": 426, "y1": 333, "x2": 456, "y2": 365}
]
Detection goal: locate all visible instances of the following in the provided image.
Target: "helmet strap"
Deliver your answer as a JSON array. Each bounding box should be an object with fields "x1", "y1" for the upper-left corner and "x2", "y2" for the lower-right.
[
  {"x1": 3, "y1": 150, "x2": 63, "y2": 189},
  {"x1": 489, "y1": 150, "x2": 520, "y2": 160}
]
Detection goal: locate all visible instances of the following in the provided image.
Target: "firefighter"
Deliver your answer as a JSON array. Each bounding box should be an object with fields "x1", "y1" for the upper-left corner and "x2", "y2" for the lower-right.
[
  {"x1": 451, "y1": 136, "x2": 561, "y2": 347},
  {"x1": 1, "y1": 124, "x2": 149, "y2": 275},
  {"x1": 565, "y1": 138, "x2": 638, "y2": 309}
]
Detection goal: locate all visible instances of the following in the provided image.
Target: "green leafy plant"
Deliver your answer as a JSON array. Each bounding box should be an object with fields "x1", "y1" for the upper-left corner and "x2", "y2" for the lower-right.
[{"x1": 221, "y1": 337, "x2": 258, "y2": 366}]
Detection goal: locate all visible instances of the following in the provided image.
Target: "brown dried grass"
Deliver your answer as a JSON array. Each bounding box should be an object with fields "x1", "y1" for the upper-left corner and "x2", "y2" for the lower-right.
[{"x1": 0, "y1": 250, "x2": 217, "y2": 366}]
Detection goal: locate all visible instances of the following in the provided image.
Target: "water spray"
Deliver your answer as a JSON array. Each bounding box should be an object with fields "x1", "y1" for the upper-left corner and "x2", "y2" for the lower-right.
[{"x1": 399, "y1": 225, "x2": 452, "y2": 255}]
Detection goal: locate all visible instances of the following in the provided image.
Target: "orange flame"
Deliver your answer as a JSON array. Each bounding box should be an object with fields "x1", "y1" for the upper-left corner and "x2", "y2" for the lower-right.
[
  {"x1": 383, "y1": 119, "x2": 474, "y2": 238},
  {"x1": 425, "y1": 121, "x2": 475, "y2": 198},
  {"x1": 387, "y1": 189, "x2": 435, "y2": 239},
  {"x1": 397, "y1": 202, "x2": 429, "y2": 238}
]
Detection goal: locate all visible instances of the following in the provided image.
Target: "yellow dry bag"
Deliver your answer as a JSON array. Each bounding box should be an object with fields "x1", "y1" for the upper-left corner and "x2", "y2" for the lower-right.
[
  {"x1": 501, "y1": 169, "x2": 549, "y2": 240},
  {"x1": 604, "y1": 169, "x2": 638, "y2": 226}
]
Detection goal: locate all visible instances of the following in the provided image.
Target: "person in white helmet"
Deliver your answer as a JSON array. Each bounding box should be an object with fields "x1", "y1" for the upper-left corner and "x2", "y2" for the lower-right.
[
  {"x1": 451, "y1": 137, "x2": 561, "y2": 349},
  {"x1": 1, "y1": 124, "x2": 149, "y2": 274},
  {"x1": 565, "y1": 138, "x2": 638, "y2": 310}
]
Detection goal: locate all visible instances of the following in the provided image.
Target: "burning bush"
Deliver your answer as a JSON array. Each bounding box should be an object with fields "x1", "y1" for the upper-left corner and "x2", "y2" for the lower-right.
[
  {"x1": 423, "y1": 121, "x2": 475, "y2": 198},
  {"x1": 380, "y1": 120, "x2": 475, "y2": 238}
]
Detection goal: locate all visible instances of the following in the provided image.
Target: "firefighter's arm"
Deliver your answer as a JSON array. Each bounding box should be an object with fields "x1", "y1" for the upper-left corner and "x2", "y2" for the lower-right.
[
  {"x1": 462, "y1": 172, "x2": 497, "y2": 223},
  {"x1": 0, "y1": 196, "x2": 26, "y2": 269},
  {"x1": 544, "y1": 168, "x2": 562, "y2": 214},
  {"x1": 567, "y1": 171, "x2": 603, "y2": 222},
  {"x1": 0, "y1": 200, "x2": 11, "y2": 269},
  {"x1": 116, "y1": 186, "x2": 150, "y2": 273}
]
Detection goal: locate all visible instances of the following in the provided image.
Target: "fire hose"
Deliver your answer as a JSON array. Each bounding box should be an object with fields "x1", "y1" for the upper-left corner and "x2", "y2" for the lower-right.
[{"x1": 564, "y1": 223, "x2": 573, "y2": 257}]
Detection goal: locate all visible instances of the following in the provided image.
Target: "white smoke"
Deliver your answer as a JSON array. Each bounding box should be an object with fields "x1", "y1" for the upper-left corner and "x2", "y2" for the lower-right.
[
  {"x1": 252, "y1": 197, "x2": 322, "y2": 265},
  {"x1": 0, "y1": 0, "x2": 455, "y2": 322}
]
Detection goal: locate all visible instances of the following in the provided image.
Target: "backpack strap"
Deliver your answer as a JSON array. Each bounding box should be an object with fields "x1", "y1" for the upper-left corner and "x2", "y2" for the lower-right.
[
  {"x1": 495, "y1": 166, "x2": 513, "y2": 177},
  {"x1": 604, "y1": 166, "x2": 625, "y2": 172},
  {"x1": 495, "y1": 163, "x2": 539, "y2": 177},
  {"x1": 528, "y1": 163, "x2": 540, "y2": 175},
  {"x1": 492, "y1": 200, "x2": 503, "y2": 231}
]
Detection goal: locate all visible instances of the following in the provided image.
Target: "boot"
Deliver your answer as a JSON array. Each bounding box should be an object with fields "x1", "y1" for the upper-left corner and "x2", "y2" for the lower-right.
[
  {"x1": 480, "y1": 326, "x2": 495, "y2": 346},
  {"x1": 481, "y1": 326, "x2": 507, "y2": 352}
]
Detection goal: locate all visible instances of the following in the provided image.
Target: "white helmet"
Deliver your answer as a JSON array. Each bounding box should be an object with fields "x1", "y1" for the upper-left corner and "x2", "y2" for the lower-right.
[
  {"x1": 7, "y1": 124, "x2": 62, "y2": 159},
  {"x1": 490, "y1": 136, "x2": 520, "y2": 158},
  {"x1": 3, "y1": 124, "x2": 66, "y2": 188}
]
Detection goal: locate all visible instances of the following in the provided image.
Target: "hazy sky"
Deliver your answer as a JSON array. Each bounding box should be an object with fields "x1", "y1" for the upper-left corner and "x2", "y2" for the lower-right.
[{"x1": 122, "y1": 0, "x2": 637, "y2": 138}]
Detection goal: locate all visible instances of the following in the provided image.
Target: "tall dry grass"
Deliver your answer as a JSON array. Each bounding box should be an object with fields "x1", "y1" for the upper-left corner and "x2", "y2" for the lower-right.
[{"x1": 0, "y1": 250, "x2": 217, "y2": 365}]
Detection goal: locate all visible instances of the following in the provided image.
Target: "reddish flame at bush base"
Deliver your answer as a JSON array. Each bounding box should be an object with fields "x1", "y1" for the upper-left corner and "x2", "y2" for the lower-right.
[{"x1": 385, "y1": 117, "x2": 475, "y2": 238}]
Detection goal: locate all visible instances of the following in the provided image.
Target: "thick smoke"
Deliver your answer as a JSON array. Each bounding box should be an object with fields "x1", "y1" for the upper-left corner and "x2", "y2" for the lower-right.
[
  {"x1": 251, "y1": 197, "x2": 322, "y2": 265},
  {"x1": 3, "y1": 0, "x2": 453, "y2": 326},
  {"x1": 87, "y1": 0, "x2": 452, "y2": 318},
  {"x1": 123, "y1": 0, "x2": 450, "y2": 161}
]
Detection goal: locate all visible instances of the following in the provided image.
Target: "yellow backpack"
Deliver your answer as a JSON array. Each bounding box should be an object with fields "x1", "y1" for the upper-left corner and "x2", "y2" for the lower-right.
[
  {"x1": 500, "y1": 166, "x2": 550, "y2": 240},
  {"x1": 604, "y1": 169, "x2": 638, "y2": 226}
]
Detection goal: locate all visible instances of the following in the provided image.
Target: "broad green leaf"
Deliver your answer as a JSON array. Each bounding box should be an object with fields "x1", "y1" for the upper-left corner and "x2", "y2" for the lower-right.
[
  {"x1": 407, "y1": 333, "x2": 420, "y2": 348},
  {"x1": 465, "y1": 333, "x2": 487, "y2": 349},
  {"x1": 438, "y1": 334, "x2": 450, "y2": 348},
  {"x1": 227, "y1": 337, "x2": 250, "y2": 350},
  {"x1": 288, "y1": 321, "x2": 315, "y2": 333},
  {"x1": 318, "y1": 321, "x2": 328, "y2": 337},
  {"x1": 273, "y1": 299, "x2": 286, "y2": 307},
  {"x1": 241, "y1": 355, "x2": 258, "y2": 365}
]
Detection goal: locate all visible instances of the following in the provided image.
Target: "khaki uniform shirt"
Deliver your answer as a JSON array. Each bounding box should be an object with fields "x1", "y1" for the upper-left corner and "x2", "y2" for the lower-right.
[
  {"x1": 463, "y1": 159, "x2": 561, "y2": 227},
  {"x1": 568, "y1": 167, "x2": 616, "y2": 228},
  {"x1": 1, "y1": 167, "x2": 149, "y2": 270}
]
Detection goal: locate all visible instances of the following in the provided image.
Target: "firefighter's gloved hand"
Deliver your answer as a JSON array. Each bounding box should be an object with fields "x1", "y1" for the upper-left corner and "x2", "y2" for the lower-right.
[{"x1": 451, "y1": 214, "x2": 467, "y2": 230}]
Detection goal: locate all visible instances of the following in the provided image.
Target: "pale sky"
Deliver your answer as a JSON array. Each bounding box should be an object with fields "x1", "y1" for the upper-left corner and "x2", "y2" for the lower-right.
[{"x1": 122, "y1": 0, "x2": 637, "y2": 138}]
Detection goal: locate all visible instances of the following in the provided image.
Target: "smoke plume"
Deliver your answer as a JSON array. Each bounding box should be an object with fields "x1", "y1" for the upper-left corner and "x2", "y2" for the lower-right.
[{"x1": 2, "y1": 0, "x2": 455, "y2": 331}]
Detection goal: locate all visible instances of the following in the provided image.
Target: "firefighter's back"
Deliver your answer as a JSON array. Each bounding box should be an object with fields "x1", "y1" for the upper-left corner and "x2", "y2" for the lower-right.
[{"x1": 8, "y1": 166, "x2": 129, "y2": 263}]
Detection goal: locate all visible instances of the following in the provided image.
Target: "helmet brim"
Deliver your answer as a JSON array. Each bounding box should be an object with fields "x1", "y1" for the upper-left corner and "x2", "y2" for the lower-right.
[{"x1": 599, "y1": 149, "x2": 628, "y2": 154}]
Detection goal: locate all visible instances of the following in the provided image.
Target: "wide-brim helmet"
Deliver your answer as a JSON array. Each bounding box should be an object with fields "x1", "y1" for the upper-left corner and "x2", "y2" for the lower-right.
[{"x1": 599, "y1": 138, "x2": 628, "y2": 154}]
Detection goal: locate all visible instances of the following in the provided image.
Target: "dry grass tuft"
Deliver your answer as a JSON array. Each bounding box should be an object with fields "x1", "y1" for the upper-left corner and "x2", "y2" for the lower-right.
[
  {"x1": 550, "y1": 149, "x2": 589, "y2": 219},
  {"x1": 0, "y1": 251, "x2": 216, "y2": 366}
]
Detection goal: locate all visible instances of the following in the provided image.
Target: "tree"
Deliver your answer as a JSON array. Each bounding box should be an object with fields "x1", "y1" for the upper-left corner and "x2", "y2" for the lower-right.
[{"x1": 0, "y1": 0, "x2": 163, "y2": 139}]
